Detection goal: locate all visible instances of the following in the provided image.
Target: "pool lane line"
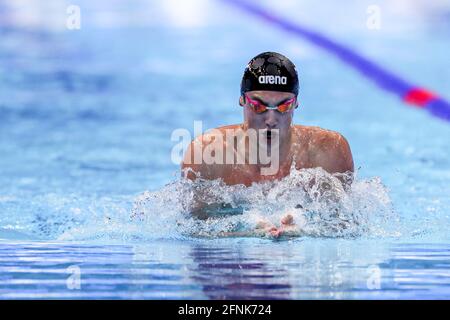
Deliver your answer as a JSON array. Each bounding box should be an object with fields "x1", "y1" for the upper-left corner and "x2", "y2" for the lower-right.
[{"x1": 220, "y1": 0, "x2": 450, "y2": 122}]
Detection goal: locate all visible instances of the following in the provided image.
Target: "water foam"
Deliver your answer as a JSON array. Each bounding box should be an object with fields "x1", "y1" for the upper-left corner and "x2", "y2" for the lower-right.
[
  {"x1": 54, "y1": 167, "x2": 397, "y2": 242},
  {"x1": 0, "y1": 165, "x2": 399, "y2": 242}
]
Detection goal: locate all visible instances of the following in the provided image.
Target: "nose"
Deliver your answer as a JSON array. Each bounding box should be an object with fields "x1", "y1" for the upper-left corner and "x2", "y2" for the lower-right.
[{"x1": 265, "y1": 110, "x2": 278, "y2": 129}]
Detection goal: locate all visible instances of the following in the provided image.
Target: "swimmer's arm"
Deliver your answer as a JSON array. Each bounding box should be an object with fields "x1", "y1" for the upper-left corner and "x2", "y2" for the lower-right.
[
  {"x1": 181, "y1": 137, "x2": 227, "y2": 218},
  {"x1": 181, "y1": 135, "x2": 225, "y2": 181},
  {"x1": 314, "y1": 132, "x2": 354, "y2": 189}
]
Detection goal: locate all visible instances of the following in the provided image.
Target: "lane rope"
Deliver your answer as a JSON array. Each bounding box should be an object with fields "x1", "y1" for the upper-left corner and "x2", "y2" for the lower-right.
[{"x1": 221, "y1": 0, "x2": 450, "y2": 121}]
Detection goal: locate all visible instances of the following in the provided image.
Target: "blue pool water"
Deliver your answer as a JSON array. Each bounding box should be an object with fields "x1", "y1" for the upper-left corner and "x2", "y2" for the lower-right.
[{"x1": 0, "y1": 0, "x2": 449, "y2": 299}]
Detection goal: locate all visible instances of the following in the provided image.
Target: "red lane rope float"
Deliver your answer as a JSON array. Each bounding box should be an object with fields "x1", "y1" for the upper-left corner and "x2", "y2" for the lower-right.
[{"x1": 403, "y1": 88, "x2": 437, "y2": 107}]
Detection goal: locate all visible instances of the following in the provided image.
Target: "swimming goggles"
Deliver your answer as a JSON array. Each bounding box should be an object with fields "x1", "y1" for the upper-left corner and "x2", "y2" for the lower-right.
[{"x1": 244, "y1": 93, "x2": 297, "y2": 114}]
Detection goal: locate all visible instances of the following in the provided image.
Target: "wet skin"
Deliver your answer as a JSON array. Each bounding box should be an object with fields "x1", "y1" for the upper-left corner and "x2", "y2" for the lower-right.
[{"x1": 181, "y1": 90, "x2": 354, "y2": 237}]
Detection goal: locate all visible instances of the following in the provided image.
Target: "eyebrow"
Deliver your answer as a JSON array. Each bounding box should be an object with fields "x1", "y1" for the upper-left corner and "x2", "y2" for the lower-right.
[{"x1": 250, "y1": 96, "x2": 293, "y2": 105}]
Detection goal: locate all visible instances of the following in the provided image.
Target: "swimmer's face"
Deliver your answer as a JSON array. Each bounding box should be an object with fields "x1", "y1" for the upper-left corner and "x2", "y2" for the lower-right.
[{"x1": 240, "y1": 90, "x2": 297, "y2": 142}]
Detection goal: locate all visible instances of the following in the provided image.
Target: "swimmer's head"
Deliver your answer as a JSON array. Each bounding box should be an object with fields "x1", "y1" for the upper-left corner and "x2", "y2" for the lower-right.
[
  {"x1": 239, "y1": 52, "x2": 299, "y2": 144},
  {"x1": 240, "y1": 51, "x2": 299, "y2": 97}
]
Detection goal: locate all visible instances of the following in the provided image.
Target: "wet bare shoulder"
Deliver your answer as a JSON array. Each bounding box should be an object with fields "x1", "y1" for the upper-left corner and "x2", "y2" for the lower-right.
[
  {"x1": 293, "y1": 125, "x2": 354, "y2": 174},
  {"x1": 216, "y1": 124, "x2": 242, "y2": 133},
  {"x1": 181, "y1": 134, "x2": 208, "y2": 180},
  {"x1": 291, "y1": 125, "x2": 337, "y2": 149}
]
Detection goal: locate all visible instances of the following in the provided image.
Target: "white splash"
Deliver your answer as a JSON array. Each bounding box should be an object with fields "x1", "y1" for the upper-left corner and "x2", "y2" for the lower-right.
[{"x1": 54, "y1": 167, "x2": 396, "y2": 242}]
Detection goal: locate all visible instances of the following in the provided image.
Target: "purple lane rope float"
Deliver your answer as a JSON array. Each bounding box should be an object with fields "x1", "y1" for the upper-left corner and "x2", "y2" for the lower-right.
[{"x1": 221, "y1": 0, "x2": 450, "y2": 121}]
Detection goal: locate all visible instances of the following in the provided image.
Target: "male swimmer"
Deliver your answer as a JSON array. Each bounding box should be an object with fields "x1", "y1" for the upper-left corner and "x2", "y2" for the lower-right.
[{"x1": 181, "y1": 52, "x2": 354, "y2": 238}]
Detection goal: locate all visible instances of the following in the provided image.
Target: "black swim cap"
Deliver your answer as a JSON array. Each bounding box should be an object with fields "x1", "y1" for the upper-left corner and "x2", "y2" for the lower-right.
[{"x1": 241, "y1": 52, "x2": 299, "y2": 96}]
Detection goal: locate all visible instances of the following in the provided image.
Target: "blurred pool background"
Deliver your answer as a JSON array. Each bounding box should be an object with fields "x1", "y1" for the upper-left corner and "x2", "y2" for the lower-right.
[{"x1": 0, "y1": 0, "x2": 449, "y2": 299}]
